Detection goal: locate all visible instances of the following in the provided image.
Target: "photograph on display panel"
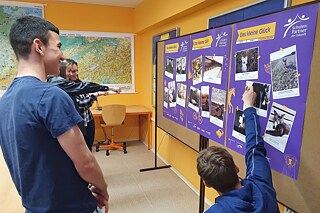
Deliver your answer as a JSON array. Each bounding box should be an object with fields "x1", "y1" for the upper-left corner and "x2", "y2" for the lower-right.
[
  {"x1": 192, "y1": 56, "x2": 203, "y2": 85},
  {"x1": 168, "y1": 80, "x2": 177, "y2": 107},
  {"x1": 176, "y1": 83, "x2": 187, "y2": 107},
  {"x1": 188, "y1": 86, "x2": 200, "y2": 112},
  {"x1": 165, "y1": 57, "x2": 175, "y2": 79},
  {"x1": 210, "y1": 87, "x2": 226, "y2": 128},
  {"x1": 245, "y1": 81, "x2": 271, "y2": 118},
  {"x1": 265, "y1": 102, "x2": 296, "y2": 153},
  {"x1": 176, "y1": 56, "x2": 187, "y2": 82},
  {"x1": 270, "y1": 45, "x2": 299, "y2": 99},
  {"x1": 232, "y1": 109, "x2": 246, "y2": 143},
  {"x1": 201, "y1": 86, "x2": 210, "y2": 118},
  {"x1": 235, "y1": 47, "x2": 259, "y2": 81},
  {"x1": 203, "y1": 55, "x2": 224, "y2": 84}
]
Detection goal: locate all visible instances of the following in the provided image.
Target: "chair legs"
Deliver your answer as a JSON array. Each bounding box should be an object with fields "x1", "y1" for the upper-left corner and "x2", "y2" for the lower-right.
[{"x1": 96, "y1": 127, "x2": 127, "y2": 156}]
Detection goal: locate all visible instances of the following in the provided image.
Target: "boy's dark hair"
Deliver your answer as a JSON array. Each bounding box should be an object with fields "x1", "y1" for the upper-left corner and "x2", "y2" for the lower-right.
[
  {"x1": 59, "y1": 59, "x2": 77, "y2": 79},
  {"x1": 197, "y1": 146, "x2": 239, "y2": 193},
  {"x1": 9, "y1": 16, "x2": 59, "y2": 60}
]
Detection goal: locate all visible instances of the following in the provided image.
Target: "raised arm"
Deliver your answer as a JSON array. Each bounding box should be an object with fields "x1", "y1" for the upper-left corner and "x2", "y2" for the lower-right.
[
  {"x1": 48, "y1": 76, "x2": 109, "y2": 96},
  {"x1": 242, "y1": 87, "x2": 273, "y2": 185}
]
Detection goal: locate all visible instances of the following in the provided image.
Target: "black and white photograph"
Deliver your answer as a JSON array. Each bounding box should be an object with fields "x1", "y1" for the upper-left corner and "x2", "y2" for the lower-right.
[
  {"x1": 270, "y1": 45, "x2": 299, "y2": 99},
  {"x1": 188, "y1": 86, "x2": 200, "y2": 112},
  {"x1": 201, "y1": 86, "x2": 210, "y2": 118},
  {"x1": 163, "y1": 87, "x2": 168, "y2": 108},
  {"x1": 245, "y1": 81, "x2": 271, "y2": 117},
  {"x1": 235, "y1": 47, "x2": 259, "y2": 81},
  {"x1": 232, "y1": 109, "x2": 246, "y2": 142},
  {"x1": 210, "y1": 87, "x2": 226, "y2": 128},
  {"x1": 176, "y1": 56, "x2": 187, "y2": 82},
  {"x1": 192, "y1": 56, "x2": 203, "y2": 85},
  {"x1": 264, "y1": 102, "x2": 296, "y2": 153},
  {"x1": 168, "y1": 81, "x2": 176, "y2": 107},
  {"x1": 203, "y1": 55, "x2": 223, "y2": 84},
  {"x1": 165, "y1": 56, "x2": 175, "y2": 79},
  {"x1": 176, "y1": 83, "x2": 187, "y2": 107}
]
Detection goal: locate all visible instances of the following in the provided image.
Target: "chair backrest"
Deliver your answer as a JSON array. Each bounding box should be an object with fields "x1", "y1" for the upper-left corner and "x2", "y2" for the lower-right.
[{"x1": 101, "y1": 104, "x2": 126, "y2": 127}]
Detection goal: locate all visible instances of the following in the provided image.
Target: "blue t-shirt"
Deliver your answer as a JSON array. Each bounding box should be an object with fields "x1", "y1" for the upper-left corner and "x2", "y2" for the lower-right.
[{"x1": 0, "y1": 76, "x2": 97, "y2": 213}]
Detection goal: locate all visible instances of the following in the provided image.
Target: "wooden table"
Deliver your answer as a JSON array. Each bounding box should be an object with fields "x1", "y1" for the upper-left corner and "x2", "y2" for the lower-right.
[{"x1": 91, "y1": 105, "x2": 152, "y2": 149}]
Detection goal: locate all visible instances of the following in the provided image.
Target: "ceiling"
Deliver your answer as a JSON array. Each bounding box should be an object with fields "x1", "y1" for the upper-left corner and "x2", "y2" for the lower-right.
[{"x1": 54, "y1": 0, "x2": 144, "y2": 8}]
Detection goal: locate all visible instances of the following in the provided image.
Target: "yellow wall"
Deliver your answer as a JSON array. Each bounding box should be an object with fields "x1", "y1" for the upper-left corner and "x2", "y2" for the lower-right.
[{"x1": 0, "y1": 0, "x2": 314, "y2": 212}]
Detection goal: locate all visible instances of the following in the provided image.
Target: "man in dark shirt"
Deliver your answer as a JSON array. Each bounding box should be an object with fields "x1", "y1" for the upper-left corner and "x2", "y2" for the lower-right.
[{"x1": 0, "y1": 16, "x2": 109, "y2": 213}]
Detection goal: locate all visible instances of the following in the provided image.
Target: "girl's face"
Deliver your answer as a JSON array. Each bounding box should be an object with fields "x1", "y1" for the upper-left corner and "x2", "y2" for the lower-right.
[
  {"x1": 69, "y1": 64, "x2": 79, "y2": 81},
  {"x1": 65, "y1": 64, "x2": 73, "y2": 80}
]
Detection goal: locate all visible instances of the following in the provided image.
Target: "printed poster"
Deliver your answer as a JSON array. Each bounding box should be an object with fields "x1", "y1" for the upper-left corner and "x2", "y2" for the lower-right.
[
  {"x1": 187, "y1": 26, "x2": 232, "y2": 144},
  {"x1": 226, "y1": 3, "x2": 318, "y2": 179},
  {"x1": 163, "y1": 36, "x2": 190, "y2": 126}
]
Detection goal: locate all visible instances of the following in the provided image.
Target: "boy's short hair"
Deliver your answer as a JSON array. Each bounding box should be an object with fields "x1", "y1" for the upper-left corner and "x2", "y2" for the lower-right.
[
  {"x1": 9, "y1": 16, "x2": 59, "y2": 60},
  {"x1": 197, "y1": 146, "x2": 239, "y2": 193}
]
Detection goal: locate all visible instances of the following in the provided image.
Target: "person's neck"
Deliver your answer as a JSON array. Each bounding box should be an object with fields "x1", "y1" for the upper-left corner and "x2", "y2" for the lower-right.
[
  {"x1": 217, "y1": 181, "x2": 243, "y2": 196},
  {"x1": 16, "y1": 59, "x2": 46, "y2": 82}
]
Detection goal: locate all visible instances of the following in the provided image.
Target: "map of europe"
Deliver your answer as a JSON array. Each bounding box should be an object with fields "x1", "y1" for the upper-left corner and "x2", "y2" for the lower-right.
[
  {"x1": 60, "y1": 32, "x2": 134, "y2": 92},
  {"x1": 0, "y1": 3, "x2": 43, "y2": 91}
]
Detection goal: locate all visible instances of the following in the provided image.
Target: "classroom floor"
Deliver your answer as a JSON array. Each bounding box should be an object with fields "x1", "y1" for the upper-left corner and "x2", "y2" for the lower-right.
[{"x1": 94, "y1": 141, "x2": 208, "y2": 213}]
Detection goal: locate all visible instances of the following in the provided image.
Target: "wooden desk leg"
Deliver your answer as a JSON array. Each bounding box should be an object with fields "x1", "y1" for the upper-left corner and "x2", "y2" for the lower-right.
[
  {"x1": 147, "y1": 112, "x2": 151, "y2": 150},
  {"x1": 138, "y1": 115, "x2": 141, "y2": 142}
]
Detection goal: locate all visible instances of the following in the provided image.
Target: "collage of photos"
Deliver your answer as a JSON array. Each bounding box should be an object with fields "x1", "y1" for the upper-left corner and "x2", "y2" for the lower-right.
[
  {"x1": 203, "y1": 55, "x2": 224, "y2": 84},
  {"x1": 270, "y1": 45, "x2": 299, "y2": 99},
  {"x1": 235, "y1": 47, "x2": 259, "y2": 81},
  {"x1": 209, "y1": 87, "x2": 226, "y2": 128},
  {"x1": 264, "y1": 102, "x2": 296, "y2": 153},
  {"x1": 245, "y1": 81, "x2": 271, "y2": 117}
]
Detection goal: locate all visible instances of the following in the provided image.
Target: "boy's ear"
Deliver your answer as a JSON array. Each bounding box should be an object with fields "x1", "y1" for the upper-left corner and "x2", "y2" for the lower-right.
[{"x1": 235, "y1": 164, "x2": 240, "y2": 174}]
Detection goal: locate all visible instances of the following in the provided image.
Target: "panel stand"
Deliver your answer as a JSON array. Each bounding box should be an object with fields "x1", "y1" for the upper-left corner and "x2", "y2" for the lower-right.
[
  {"x1": 199, "y1": 135, "x2": 209, "y2": 213},
  {"x1": 140, "y1": 42, "x2": 171, "y2": 172}
]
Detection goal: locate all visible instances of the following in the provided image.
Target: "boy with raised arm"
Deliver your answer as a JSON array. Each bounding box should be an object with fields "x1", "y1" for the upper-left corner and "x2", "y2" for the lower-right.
[{"x1": 197, "y1": 86, "x2": 279, "y2": 213}]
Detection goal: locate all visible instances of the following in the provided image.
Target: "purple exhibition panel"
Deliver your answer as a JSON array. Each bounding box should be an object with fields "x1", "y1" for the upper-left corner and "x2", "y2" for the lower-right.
[
  {"x1": 226, "y1": 3, "x2": 318, "y2": 179},
  {"x1": 187, "y1": 26, "x2": 232, "y2": 144},
  {"x1": 163, "y1": 36, "x2": 190, "y2": 126}
]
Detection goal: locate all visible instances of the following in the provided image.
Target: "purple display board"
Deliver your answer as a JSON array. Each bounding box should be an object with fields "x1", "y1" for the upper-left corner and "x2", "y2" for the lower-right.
[
  {"x1": 163, "y1": 36, "x2": 190, "y2": 126},
  {"x1": 186, "y1": 26, "x2": 232, "y2": 144},
  {"x1": 226, "y1": 4, "x2": 318, "y2": 179}
]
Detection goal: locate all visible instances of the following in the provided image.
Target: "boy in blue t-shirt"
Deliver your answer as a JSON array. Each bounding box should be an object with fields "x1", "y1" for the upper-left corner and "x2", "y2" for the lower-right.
[
  {"x1": 0, "y1": 16, "x2": 109, "y2": 213},
  {"x1": 197, "y1": 86, "x2": 280, "y2": 213}
]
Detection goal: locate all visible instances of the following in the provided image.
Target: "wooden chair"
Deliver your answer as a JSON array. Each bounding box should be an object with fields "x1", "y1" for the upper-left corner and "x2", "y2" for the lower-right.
[{"x1": 96, "y1": 104, "x2": 127, "y2": 156}]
